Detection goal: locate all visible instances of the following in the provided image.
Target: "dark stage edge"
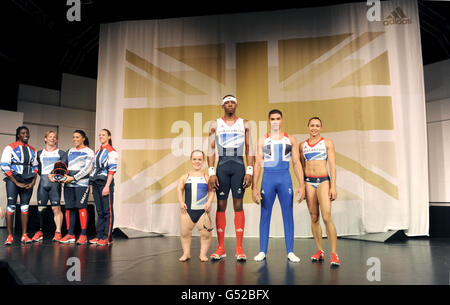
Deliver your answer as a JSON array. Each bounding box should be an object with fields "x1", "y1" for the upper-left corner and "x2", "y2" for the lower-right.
[{"x1": 0, "y1": 228, "x2": 449, "y2": 285}]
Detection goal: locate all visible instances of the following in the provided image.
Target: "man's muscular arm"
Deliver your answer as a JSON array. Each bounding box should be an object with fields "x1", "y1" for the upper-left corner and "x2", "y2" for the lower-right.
[
  {"x1": 207, "y1": 120, "x2": 219, "y2": 190},
  {"x1": 243, "y1": 119, "x2": 255, "y2": 189}
]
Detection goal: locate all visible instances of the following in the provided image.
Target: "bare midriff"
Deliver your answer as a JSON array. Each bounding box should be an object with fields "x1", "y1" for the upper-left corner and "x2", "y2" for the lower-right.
[{"x1": 304, "y1": 160, "x2": 328, "y2": 177}]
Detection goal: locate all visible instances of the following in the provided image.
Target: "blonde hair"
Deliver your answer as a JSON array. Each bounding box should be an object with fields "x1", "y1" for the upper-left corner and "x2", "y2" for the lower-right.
[
  {"x1": 44, "y1": 130, "x2": 58, "y2": 144},
  {"x1": 190, "y1": 149, "x2": 205, "y2": 160}
]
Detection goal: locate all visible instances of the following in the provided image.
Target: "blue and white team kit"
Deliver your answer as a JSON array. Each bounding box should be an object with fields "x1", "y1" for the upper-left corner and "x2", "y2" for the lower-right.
[
  {"x1": 1, "y1": 141, "x2": 38, "y2": 214},
  {"x1": 259, "y1": 133, "x2": 295, "y2": 255},
  {"x1": 215, "y1": 117, "x2": 246, "y2": 200},
  {"x1": 35, "y1": 148, "x2": 67, "y2": 206},
  {"x1": 184, "y1": 174, "x2": 209, "y2": 223},
  {"x1": 90, "y1": 144, "x2": 118, "y2": 243},
  {"x1": 65, "y1": 146, "x2": 95, "y2": 208}
]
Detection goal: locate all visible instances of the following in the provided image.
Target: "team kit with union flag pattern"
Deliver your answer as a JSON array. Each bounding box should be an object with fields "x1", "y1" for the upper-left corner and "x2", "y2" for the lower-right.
[
  {"x1": 1, "y1": 96, "x2": 340, "y2": 266},
  {"x1": 1, "y1": 128, "x2": 118, "y2": 247}
]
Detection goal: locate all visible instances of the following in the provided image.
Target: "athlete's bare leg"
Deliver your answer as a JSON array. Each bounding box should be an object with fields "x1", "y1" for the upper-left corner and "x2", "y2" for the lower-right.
[
  {"x1": 196, "y1": 213, "x2": 212, "y2": 262},
  {"x1": 179, "y1": 212, "x2": 195, "y2": 261},
  {"x1": 52, "y1": 206, "x2": 63, "y2": 233},
  {"x1": 306, "y1": 183, "x2": 323, "y2": 252},
  {"x1": 232, "y1": 198, "x2": 243, "y2": 211},
  {"x1": 317, "y1": 181, "x2": 338, "y2": 254}
]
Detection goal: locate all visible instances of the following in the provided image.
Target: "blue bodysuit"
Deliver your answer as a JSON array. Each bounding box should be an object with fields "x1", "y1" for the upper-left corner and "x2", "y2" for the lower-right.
[{"x1": 259, "y1": 133, "x2": 294, "y2": 254}]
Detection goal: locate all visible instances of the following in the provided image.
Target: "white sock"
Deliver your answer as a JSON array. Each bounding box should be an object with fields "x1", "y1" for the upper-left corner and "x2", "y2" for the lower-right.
[
  {"x1": 287, "y1": 252, "x2": 300, "y2": 263},
  {"x1": 254, "y1": 252, "x2": 266, "y2": 261}
]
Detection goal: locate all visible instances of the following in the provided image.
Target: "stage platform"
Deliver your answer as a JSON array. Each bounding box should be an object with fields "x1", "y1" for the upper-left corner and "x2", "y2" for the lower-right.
[{"x1": 0, "y1": 228, "x2": 449, "y2": 285}]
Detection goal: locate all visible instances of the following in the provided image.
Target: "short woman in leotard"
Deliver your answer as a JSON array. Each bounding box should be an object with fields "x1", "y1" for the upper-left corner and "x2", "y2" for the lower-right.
[
  {"x1": 176, "y1": 150, "x2": 215, "y2": 262},
  {"x1": 299, "y1": 117, "x2": 340, "y2": 266}
]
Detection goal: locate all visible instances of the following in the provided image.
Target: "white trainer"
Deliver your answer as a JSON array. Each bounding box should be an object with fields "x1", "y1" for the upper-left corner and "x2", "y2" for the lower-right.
[
  {"x1": 254, "y1": 252, "x2": 266, "y2": 262},
  {"x1": 287, "y1": 252, "x2": 301, "y2": 263}
]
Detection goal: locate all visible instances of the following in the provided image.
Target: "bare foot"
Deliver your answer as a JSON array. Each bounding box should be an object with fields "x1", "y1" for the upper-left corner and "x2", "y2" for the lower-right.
[
  {"x1": 199, "y1": 255, "x2": 209, "y2": 262},
  {"x1": 179, "y1": 254, "x2": 191, "y2": 262}
]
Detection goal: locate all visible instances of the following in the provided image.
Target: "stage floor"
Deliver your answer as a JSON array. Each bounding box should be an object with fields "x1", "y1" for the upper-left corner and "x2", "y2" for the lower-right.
[{"x1": 0, "y1": 228, "x2": 449, "y2": 285}]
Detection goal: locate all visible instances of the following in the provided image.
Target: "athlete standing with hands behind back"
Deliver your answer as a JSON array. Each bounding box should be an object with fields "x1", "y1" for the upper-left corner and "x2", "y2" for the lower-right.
[{"x1": 208, "y1": 95, "x2": 254, "y2": 261}]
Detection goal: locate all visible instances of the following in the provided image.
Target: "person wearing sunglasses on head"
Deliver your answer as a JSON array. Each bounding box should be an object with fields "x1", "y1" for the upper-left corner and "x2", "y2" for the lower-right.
[{"x1": 177, "y1": 150, "x2": 215, "y2": 262}]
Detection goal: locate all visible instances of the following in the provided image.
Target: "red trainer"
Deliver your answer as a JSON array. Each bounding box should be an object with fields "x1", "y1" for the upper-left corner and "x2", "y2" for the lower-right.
[
  {"x1": 21, "y1": 234, "x2": 32, "y2": 244},
  {"x1": 89, "y1": 238, "x2": 99, "y2": 245},
  {"x1": 235, "y1": 247, "x2": 247, "y2": 261},
  {"x1": 52, "y1": 232, "x2": 62, "y2": 242},
  {"x1": 210, "y1": 247, "x2": 226, "y2": 260},
  {"x1": 97, "y1": 239, "x2": 108, "y2": 246},
  {"x1": 311, "y1": 250, "x2": 325, "y2": 262},
  {"x1": 59, "y1": 234, "x2": 76, "y2": 244},
  {"x1": 4, "y1": 235, "x2": 13, "y2": 245},
  {"x1": 330, "y1": 253, "x2": 341, "y2": 266},
  {"x1": 32, "y1": 231, "x2": 44, "y2": 242},
  {"x1": 76, "y1": 235, "x2": 88, "y2": 245}
]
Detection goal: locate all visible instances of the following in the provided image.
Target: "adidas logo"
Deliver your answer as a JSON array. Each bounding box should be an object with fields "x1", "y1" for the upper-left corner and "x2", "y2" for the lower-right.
[
  {"x1": 7, "y1": 197, "x2": 13, "y2": 200},
  {"x1": 384, "y1": 7, "x2": 411, "y2": 26},
  {"x1": 236, "y1": 228, "x2": 244, "y2": 232},
  {"x1": 219, "y1": 192, "x2": 225, "y2": 196},
  {"x1": 217, "y1": 228, "x2": 223, "y2": 232}
]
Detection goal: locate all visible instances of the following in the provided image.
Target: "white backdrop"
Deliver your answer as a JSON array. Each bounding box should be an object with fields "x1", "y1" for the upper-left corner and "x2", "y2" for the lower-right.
[{"x1": 96, "y1": 0, "x2": 429, "y2": 237}]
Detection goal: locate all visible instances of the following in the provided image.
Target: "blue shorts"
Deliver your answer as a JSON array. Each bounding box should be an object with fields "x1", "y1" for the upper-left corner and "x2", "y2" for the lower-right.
[
  {"x1": 216, "y1": 158, "x2": 245, "y2": 200},
  {"x1": 37, "y1": 176, "x2": 61, "y2": 206},
  {"x1": 5, "y1": 178, "x2": 33, "y2": 206},
  {"x1": 64, "y1": 186, "x2": 89, "y2": 209}
]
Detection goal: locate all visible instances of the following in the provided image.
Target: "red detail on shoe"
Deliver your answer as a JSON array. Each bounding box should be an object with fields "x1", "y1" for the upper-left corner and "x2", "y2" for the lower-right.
[
  {"x1": 235, "y1": 247, "x2": 247, "y2": 260},
  {"x1": 21, "y1": 234, "x2": 32, "y2": 243},
  {"x1": 76, "y1": 235, "x2": 88, "y2": 245},
  {"x1": 59, "y1": 234, "x2": 76, "y2": 243},
  {"x1": 53, "y1": 232, "x2": 62, "y2": 241},
  {"x1": 32, "y1": 231, "x2": 43, "y2": 242},
  {"x1": 330, "y1": 253, "x2": 340, "y2": 266},
  {"x1": 96, "y1": 239, "x2": 108, "y2": 246},
  {"x1": 210, "y1": 247, "x2": 226, "y2": 259},
  {"x1": 4, "y1": 235, "x2": 13, "y2": 245},
  {"x1": 311, "y1": 250, "x2": 325, "y2": 261}
]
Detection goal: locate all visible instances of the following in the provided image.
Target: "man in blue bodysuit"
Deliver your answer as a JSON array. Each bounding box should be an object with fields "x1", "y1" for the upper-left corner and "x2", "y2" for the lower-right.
[{"x1": 252, "y1": 109, "x2": 306, "y2": 262}]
